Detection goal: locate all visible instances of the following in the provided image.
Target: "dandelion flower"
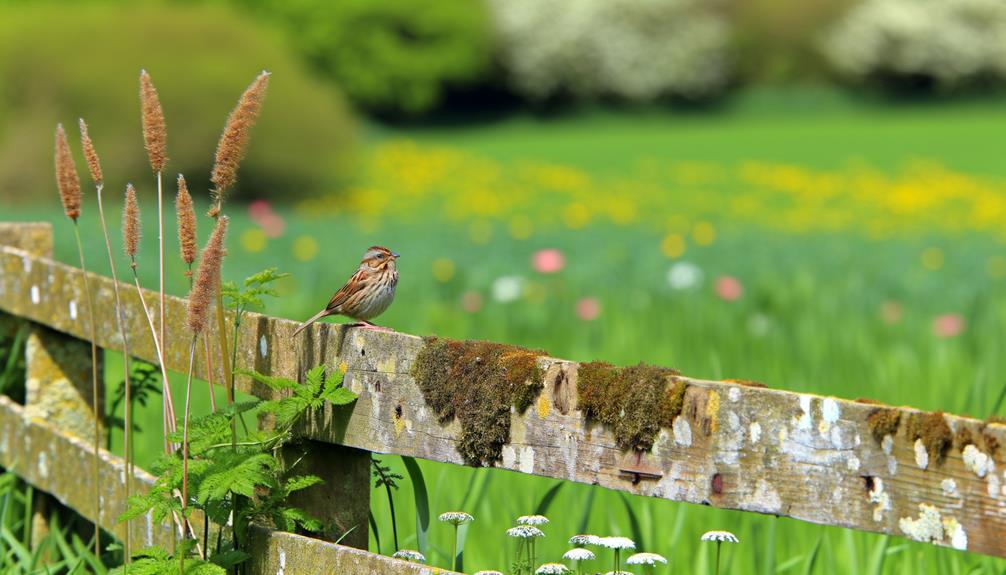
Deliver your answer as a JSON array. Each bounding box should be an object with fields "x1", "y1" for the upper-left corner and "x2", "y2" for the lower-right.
[
  {"x1": 563, "y1": 548, "x2": 595, "y2": 561},
  {"x1": 536, "y1": 563, "x2": 570, "y2": 574},
  {"x1": 700, "y1": 531, "x2": 739, "y2": 543},
  {"x1": 568, "y1": 534, "x2": 601, "y2": 546},
  {"x1": 439, "y1": 511, "x2": 475, "y2": 526},
  {"x1": 507, "y1": 526, "x2": 545, "y2": 539},
  {"x1": 392, "y1": 549, "x2": 426, "y2": 563},
  {"x1": 518, "y1": 514, "x2": 550, "y2": 526}
]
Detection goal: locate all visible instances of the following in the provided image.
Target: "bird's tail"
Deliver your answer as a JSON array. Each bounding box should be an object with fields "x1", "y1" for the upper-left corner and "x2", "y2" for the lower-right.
[{"x1": 292, "y1": 307, "x2": 330, "y2": 336}]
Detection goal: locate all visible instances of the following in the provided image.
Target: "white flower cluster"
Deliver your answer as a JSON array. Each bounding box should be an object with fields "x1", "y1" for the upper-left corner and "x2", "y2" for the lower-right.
[
  {"x1": 563, "y1": 548, "x2": 596, "y2": 561},
  {"x1": 536, "y1": 563, "x2": 571, "y2": 574},
  {"x1": 597, "y1": 536, "x2": 636, "y2": 550},
  {"x1": 824, "y1": 0, "x2": 1006, "y2": 88},
  {"x1": 507, "y1": 525, "x2": 546, "y2": 539},
  {"x1": 438, "y1": 511, "x2": 475, "y2": 525},
  {"x1": 487, "y1": 0, "x2": 732, "y2": 102},
  {"x1": 700, "y1": 530, "x2": 739, "y2": 543},
  {"x1": 518, "y1": 514, "x2": 550, "y2": 526},
  {"x1": 626, "y1": 552, "x2": 668, "y2": 565},
  {"x1": 392, "y1": 549, "x2": 426, "y2": 563}
]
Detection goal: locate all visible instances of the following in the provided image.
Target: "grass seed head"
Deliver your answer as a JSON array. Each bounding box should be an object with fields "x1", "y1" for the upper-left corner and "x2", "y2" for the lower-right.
[
  {"x1": 186, "y1": 216, "x2": 228, "y2": 334},
  {"x1": 123, "y1": 183, "x2": 141, "y2": 259},
  {"x1": 210, "y1": 70, "x2": 270, "y2": 210},
  {"x1": 175, "y1": 174, "x2": 198, "y2": 267},
  {"x1": 77, "y1": 118, "x2": 103, "y2": 187},
  {"x1": 54, "y1": 123, "x2": 81, "y2": 221},
  {"x1": 139, "y1": 69, "x2": 168, "y2": 172}
]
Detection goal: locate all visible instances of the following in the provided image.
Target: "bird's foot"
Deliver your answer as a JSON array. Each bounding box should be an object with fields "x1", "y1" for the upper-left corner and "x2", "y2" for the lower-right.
[{"x1": 352, "y1": 322, "x2": 395, "y2": 332}]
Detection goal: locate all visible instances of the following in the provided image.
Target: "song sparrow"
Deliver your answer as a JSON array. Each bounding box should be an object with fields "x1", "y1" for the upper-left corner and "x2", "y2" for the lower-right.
[{"x1": 293, "y1": 246, "x2": 399, "y2": 336}]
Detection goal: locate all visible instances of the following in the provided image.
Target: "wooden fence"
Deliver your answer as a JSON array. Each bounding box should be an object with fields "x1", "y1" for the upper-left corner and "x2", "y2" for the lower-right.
[{"x1": 1, "y1": 220, "x2": 1005, "y2": 573}]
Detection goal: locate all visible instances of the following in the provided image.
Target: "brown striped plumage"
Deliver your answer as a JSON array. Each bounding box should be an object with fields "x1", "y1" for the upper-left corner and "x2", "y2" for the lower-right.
[{"x1": 293, "y1": 246, "x2": 399, "y2": 336}]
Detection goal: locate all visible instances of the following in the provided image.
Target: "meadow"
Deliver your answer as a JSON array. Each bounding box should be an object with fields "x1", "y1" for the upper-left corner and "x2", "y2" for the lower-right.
[{"x1": 5, "y1": 89, "x2": 1006, "y2": 573}]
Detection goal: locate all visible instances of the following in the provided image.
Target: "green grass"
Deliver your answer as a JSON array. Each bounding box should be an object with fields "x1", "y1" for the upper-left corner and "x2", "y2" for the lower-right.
[{"x1": 4, "y1": 89, "x2": 1006, "y2": 573}]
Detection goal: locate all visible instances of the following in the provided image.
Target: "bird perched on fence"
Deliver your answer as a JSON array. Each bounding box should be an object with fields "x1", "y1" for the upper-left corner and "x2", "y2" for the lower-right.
[{"x1": 293, "y1": 246, "x2": 399, "y2": 335}]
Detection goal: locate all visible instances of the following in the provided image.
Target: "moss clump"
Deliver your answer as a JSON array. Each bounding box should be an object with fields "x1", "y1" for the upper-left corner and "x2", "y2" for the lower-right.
[
  {"x1": 906, "y1": 411, "x2": 953, "y2": 466},
  {"x1": 412, "y1": 337, "x2": 545, "y2": 466},
  {"x1": 578, "y1": 361, "x2": 681, "y2": 451},
  {"x1": 866, "y1": 408, "x2": 901, "y2": 444},
  {"x1": 954, "y1": 426, "x2": 974, "y2": 451}
]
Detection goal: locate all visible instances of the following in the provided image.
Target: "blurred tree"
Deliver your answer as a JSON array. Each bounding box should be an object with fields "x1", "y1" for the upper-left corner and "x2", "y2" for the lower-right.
[
  {"x1": 236, "y1": 0, "x2": 494, "y2": 117},
  {"x1": 0, "y1": 2, "x2": 356, "y2": 203}
]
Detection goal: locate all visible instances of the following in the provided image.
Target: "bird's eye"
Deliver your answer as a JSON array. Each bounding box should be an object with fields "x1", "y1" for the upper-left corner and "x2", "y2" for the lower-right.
[{"x1": 376, "y1": 253, "x2": 384, "y2": 259}]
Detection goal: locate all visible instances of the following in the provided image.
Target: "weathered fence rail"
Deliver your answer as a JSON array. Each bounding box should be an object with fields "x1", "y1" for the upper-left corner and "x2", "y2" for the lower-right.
[{"x1": 1, "y1": 220, "x2": 1005, "y2": 569}]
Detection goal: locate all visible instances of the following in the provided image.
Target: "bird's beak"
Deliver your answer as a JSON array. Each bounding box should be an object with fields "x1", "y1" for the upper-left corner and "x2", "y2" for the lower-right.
[{"x1": 391, "y1": 252, "x2": 400, "y2": 259}]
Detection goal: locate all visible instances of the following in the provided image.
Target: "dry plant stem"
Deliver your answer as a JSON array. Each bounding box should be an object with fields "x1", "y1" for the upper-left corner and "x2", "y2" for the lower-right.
[
  {"x1": 181, "y1": 335, "x2": 198, "y2": 574},
  {"x1": 157, "y1": 170, "x2": 170, "y2": 448},
  {"x1": 72, "y1": 223, "x2": 101, "y2": 555},
  {"x1": 95, "y1": 183, "x2": 132, "y2": 563},
  {"x1": 128, "y1": 264, "x2": 177, "y2": 452}
]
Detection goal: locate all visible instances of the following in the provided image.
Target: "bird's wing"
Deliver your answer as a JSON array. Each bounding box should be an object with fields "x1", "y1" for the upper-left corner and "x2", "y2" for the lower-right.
[{"x1": 325, "y1": 268, "x2": 370, "y2": 313}]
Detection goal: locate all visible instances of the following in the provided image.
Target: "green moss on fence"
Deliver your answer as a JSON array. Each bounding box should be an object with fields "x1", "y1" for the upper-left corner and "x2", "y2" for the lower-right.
[
  {"x1": 577, "y1": 361, "x2": 682, "y2": 451},
  {"x1": 412, "y1": 337, "x2": 545, "y2": 466}
]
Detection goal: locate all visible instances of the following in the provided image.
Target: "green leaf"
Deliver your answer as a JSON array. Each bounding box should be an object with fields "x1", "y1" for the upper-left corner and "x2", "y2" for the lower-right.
[
  {"x1": 323, "y1": 386, "x2": 358, "y2": 406},
  {"x1": 533, "y1": 481, "x2": 564, "y2": 516},
  {"x1": 238, "y1": 369, "x2": 298, "y2": 391},
  {"x1": 402, "y1": 456, "x2": 430, "y2": 556},
  {"x1": 209, "y1": 549, "x2": 250, "y2": 569},
  {"x1": 284, "y1": 474, "x2": 323, "y2": 493}
]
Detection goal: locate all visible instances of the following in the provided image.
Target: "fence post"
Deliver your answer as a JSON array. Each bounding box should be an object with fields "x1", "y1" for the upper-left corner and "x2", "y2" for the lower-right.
[
  {"x1": 280, "y1": 442, "x2": 370, "y2": 550},
  {"x1": 2, "y1": 223, "x2": 105, "y2": 547}
]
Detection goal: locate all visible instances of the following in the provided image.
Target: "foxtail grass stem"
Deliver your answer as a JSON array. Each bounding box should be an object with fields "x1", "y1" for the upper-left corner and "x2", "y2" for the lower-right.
[
  {"x1": 72, "y1": 223, "x2": 101, "y2": 555},
  {"x1": 95, "y1": 184, "x2": 132, "y2": 563},
  {"x1": 128, "y1": 265, "x2": 177, "y2": 452},
  {"x1": 157, "y1": 170, "x2": 170, "y2": 448},
  {"x1": 181, "y1": 336, "x2": 197, "y2": 575}
]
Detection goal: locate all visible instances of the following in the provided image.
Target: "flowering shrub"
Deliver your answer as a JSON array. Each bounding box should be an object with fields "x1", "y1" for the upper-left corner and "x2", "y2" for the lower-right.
[
  {"x1": 823, "y1": 0, "x2": 1006, "y2": 91},
  {"x1": 487, "y1": 0, "x2": 732, "y2": 102}
]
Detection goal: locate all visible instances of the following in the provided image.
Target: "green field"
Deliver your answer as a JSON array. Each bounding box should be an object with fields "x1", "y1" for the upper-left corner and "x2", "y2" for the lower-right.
[{"x1": 6, "y1": 90, "x2": 1006, "y2": 573}]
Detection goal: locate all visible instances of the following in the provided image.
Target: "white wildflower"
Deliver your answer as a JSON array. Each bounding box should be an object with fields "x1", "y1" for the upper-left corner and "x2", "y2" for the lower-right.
[
  {"x1": 626, "y1": 552, "x2": 667, "y2": 565},
  {"x1": 568, "y1": 534, "x2": 601, "y2": 546},
  {"x1": 438, "y1": 511, "x2": 475, "y2": 525},
  {"x1": 536, "y1": 563, "x2": 570, "y2": 574},
  {"x1": 563, "y1": 548, "x2": 596, "y2": 561},
  {"x1": 507, "y1": 525, "x2": 545, "y2": 539},
  {"x1": 667, "y1": 261, "x2": 704, "y2": 290},
  {"x1": 700, "y1": 530, "x2": 739, "y2": 543},
  {"x1": 597, "y1": 536, "x2": 635, "y2": 550},
  {"x1": 492, "y1": 275, "x2": 524, "y2": 302},
  {"x1": 392, "y1": 549, "x2": 426, "y2": 563},
  {"x1": 518, "y1": 514, "x2": 550, "y2": 526}
]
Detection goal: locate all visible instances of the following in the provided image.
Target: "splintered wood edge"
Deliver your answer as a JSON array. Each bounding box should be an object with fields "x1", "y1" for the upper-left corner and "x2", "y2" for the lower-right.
[{"x1": 2, "y1": 234, "x2": 1006, "y2": 558}]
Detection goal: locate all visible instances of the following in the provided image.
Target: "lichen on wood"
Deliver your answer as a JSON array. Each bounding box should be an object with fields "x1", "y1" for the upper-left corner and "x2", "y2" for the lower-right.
[
  {"x1": 577, "y1": 361, "x2": 682, "y2": 451},
  {"x1": 411, "y1": 337, "x2": 544, "y2": 466}
]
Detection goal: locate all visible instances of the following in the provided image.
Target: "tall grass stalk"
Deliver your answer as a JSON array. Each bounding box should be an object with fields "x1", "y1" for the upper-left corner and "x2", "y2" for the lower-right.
[
  {"x1": 123, "y1": 183, "x2": 177, "y2": 453},
  {"x1": 79, "y1": 118, "x2": 133, "y2": 564},
  {"x1": 54, "y1": 123, "x2": 102, "y2": 556}
]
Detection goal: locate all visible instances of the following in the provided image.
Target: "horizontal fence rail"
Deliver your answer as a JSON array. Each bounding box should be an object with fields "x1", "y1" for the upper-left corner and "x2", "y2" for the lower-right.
[{"x1": 1, "y1": 221, "x2": 1006, "y2": 561}]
